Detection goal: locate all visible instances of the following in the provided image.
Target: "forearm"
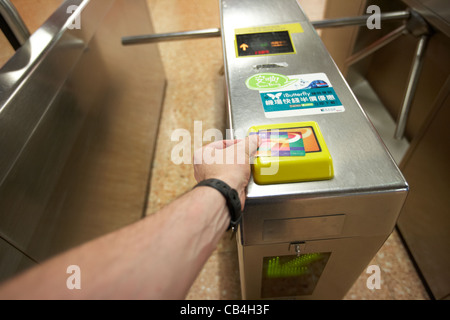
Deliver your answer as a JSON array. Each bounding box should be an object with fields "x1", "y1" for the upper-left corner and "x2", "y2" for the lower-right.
[
  {"x1": 0, "y1": 187, "x2": 229, "y2": 300},
  {"x1": 143, "y1": 186, "x2": 230, "y2": 299}
]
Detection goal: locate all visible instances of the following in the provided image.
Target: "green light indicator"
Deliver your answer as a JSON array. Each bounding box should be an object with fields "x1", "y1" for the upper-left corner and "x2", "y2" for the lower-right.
[{"x1": 266, "y1": 253, "x2": 323, "y2": 278}]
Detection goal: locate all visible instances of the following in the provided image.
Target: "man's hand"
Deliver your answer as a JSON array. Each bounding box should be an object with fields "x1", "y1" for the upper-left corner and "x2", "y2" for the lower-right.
[{"x1": 193, "y1": 135, "x2": 259, "y2": 209}]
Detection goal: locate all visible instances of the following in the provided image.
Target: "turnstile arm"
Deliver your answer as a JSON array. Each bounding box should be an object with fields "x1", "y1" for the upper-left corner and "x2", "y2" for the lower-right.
[{"x1": 0, "y1": 0, "x2": 30, "y2": 49}]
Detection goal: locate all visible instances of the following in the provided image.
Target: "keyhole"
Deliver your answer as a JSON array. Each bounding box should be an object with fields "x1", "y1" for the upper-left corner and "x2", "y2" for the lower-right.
[{"x1": 295, "y1": 244, "x2": 301, "y2": 257}]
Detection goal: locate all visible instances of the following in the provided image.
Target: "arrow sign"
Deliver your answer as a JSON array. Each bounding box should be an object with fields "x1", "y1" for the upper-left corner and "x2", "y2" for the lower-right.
[{"x1": 240, "y1": 43, "x2": 249, "y2": 51}]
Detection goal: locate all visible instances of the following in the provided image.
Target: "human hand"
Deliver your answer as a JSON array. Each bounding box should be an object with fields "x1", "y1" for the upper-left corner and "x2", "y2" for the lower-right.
[{"x1": 193, "y1": 135, "x2": 259, "y2": 209}]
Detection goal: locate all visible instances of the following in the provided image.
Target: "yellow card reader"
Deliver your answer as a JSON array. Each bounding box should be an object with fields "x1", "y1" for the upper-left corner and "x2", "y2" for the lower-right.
[{"x1": 249, "y1": 121, "x2": 334, "y2": 184}]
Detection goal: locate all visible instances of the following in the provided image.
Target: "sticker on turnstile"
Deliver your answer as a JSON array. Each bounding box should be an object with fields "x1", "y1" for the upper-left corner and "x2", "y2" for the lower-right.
[
  {"x1": 246, "y1": 72, "x2": 345, "y2": 118},
  {"x1": 249, "y1": 126, "x2": 321, "y2": 157}
]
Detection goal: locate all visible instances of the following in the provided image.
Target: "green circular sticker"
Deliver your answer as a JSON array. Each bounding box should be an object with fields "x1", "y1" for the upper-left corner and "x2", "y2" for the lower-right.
[{"x1": 245, "y1": 73, "x2": 297, "y2": 91}]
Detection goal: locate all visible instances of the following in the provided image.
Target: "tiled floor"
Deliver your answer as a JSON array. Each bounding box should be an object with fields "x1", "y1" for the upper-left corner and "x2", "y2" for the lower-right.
[{"x1": 0, "y1": 0, "x2": 430, "y2": 300}]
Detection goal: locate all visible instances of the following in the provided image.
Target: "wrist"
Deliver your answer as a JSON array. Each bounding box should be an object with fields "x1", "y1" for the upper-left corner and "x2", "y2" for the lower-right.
[
  {"x1": 212, "y1": 175, "x2": 246, "y2": 203},
  {"x1": 193, "y1": 179, "x2": 243, "y2": 231}
]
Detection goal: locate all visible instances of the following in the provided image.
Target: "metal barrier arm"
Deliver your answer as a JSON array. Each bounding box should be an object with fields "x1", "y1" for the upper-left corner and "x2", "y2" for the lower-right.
[
  {"x1": 346, "y1": 25, "x2": 408, "y2": 66},
  {"x1": 393, "y1": 11, "x2": 432, "y2": 139},
  {"x1": 121, "y1": 11, "x2": 410, "y2": 46},
  {"x1": 0, "y1": 0, "x2": 30, "y2": 50},
  {"x1": 329, "y1": 9, "x2": 431, "y2": 140},
  {"x1": 311, "y1": 10, "x2": 410, "y2": 28},
  {"x1": 394, "y1": 33, "x2": 430, "y2": 139},
  {"x1": 122, "y1": 28, "x2": 221, "y2": 45}
]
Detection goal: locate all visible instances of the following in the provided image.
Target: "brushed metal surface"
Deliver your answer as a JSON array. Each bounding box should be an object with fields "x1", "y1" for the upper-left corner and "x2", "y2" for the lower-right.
[
  {"x1": 0, "y1": 0, "x2": 165, "y2": 277},
  {"x1": 0, "y1": 0, "x2": 91, "y2": 185},
  {"x1": 263, "y1": 214, "x2": 346, "y2": 242},
  {"x1": 397, "y1": 78, "x2": 450, "y2": 300},
  {"x1": 222, "y1": 0, "x2": 409, "y2": 300},
  {"x1": 237, "y1": 231, "x2": 389, "y2": 299},
  {"x1": 240, "y1": 190, "x2": 407, "y2": 246},
  {"x1": 0, "y1": 237, "x2": 34, "y2": 281},
  {"x1": 221, "y1": 0, "x2": 408, "y2": 202}
]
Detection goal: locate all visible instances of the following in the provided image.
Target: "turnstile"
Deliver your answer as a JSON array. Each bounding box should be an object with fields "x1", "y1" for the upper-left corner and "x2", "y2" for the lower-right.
[
  {"x1": 0, "y1": 0, "x2": 165, "y2": 282},
  {"x1": 221, "y1": 0, "x2": 408, "y2": 299}
]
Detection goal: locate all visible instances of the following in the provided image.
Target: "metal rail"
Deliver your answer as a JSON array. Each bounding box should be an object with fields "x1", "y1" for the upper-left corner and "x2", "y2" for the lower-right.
[
  {"x1": 346, "y1": 25, "x2": 407, "y2": 66},
  {"x1": 394, "y1": 34, "x2": 429, "y2": 139},
  {"x1": 122, "y1": 28, "x2": 221, "y2": 45},
  {"x1": 311, "y1": 10, "x2": 410, "y2": 28},
  {"x1": 0, "y1": 0, "x2": 30, "y2": 48},
  {"x1": 121, "y1": 11, "x2": 411, "y2": 46}
]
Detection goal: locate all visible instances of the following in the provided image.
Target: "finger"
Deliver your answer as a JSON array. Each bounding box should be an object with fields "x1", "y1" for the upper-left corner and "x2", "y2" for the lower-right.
[
  {"x1": 203, "y1": 140, "x2": 227, "y2": 150},
  {"x1": 233, "y1": 135, "x2": 259, "y2": 165},
  {"x1": 205, "y1": 139, "x2": 238, "y2": 150},
  {"x1": 247, "y1": 134, "x2": 260, "y2": 157},
  {"x1": 220, "y1": 139, "x2": 240, "y2": 149}
]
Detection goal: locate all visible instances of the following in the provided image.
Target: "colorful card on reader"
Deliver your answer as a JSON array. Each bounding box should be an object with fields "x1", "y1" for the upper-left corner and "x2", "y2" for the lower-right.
[{"x1": 249, "y1": 121, "x2": 333, "y2": 184}]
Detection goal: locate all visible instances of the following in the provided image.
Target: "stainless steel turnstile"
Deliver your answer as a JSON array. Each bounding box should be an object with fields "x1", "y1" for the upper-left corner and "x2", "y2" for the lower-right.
[
  {"x1": 0, "y1": 0, "x2": 165, "y2": 282},
  {"x1": 221, "y1": 0, "x2": 408, "y2": 299}
]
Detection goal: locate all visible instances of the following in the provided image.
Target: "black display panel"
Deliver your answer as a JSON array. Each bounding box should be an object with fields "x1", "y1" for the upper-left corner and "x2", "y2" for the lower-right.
[{"x1": 236, "y1": 31, "x2": 295, "y2": 57}]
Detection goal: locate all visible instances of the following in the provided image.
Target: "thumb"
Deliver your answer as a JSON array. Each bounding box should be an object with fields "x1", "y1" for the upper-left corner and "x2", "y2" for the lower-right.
[
  {"x1": 247, "y1": 134, "x2": 260, "y2": 157},
  {"x1": 234, "y1": 134, "x2": 259, "y2": 165}
]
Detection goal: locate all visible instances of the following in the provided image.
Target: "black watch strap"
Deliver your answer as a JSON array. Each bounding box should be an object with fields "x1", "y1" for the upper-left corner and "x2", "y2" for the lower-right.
[{"x1": 194, "y1": 179, "x2": 242, "y2": 231}]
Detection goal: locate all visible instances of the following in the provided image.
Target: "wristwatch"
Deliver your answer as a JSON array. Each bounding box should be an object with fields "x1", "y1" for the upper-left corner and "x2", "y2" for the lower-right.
[{"x1": 194, "y1": 179, "x2": 242, "y2": 231}]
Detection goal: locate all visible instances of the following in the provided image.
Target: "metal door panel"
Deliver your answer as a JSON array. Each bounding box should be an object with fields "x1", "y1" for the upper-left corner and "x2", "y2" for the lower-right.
[{"x1": 0, "y1": 0, "x2": 165, "y2": 273}]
